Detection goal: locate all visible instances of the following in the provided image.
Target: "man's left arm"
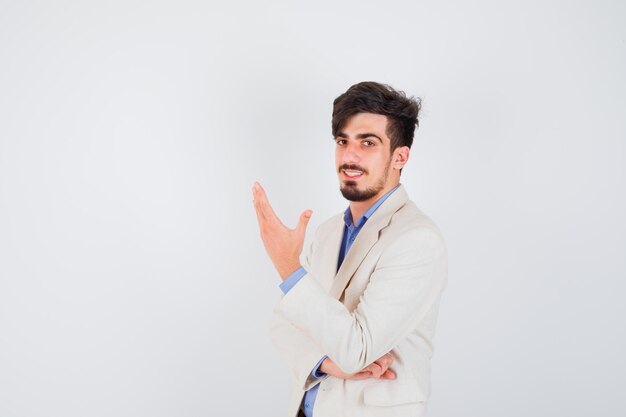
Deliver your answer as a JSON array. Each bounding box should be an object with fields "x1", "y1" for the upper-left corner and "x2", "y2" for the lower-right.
[{"x1": 273, "y1": 227, "x2": 447, "y2": 374}]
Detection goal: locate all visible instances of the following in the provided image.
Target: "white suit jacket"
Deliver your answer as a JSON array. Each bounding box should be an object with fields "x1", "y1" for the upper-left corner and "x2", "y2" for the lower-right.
[{"x1": 269, "y1": 184, "x2": 447, "y2": 417}]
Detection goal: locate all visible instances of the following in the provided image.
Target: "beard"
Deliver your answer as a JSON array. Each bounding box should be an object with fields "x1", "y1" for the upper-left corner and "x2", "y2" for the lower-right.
[
  {"x1": 339, "y1": 159, "x2": 391, "y2": 202},
  {"x1": 340, "y1": 181, "x2": 385, "y2": 201}
]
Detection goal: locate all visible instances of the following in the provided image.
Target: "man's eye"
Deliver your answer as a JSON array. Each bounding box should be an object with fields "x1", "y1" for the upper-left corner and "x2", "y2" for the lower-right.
[
  {"x1": 336, "y1": 139, "x2": 346, "y2": 145},
  {"x1": 363, "y1": 140, "x2": 374, "y2": 146}
]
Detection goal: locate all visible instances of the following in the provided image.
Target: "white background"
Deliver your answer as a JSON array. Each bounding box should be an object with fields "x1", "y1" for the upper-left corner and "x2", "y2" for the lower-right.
[{"x1": 1, "y1": 1, "x2": 624, "y2": 416}]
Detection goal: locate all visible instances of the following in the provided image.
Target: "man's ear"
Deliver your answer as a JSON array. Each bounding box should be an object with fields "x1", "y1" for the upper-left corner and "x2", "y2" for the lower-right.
[{"x1": 392, "y1": 146, "x2": 410, "y2": 170}]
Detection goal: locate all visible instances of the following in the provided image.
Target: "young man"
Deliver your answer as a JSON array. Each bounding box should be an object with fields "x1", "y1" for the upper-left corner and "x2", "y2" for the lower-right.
[{"x1": 253, "y1": 81, "x2": 447, "y2": 417}]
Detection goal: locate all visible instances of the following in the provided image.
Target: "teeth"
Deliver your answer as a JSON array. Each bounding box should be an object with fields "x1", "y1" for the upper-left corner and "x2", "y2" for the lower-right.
[{"x1": 344, "y1": 170, "x2": 363, "y2": 177}]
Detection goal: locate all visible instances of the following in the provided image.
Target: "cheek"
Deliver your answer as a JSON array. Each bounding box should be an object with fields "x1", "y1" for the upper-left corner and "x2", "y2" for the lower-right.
[
  {"x1": 369, "y1": 154, "x2": 389, "y2": 174},
  {"x1": 335, "y1": 149, "x2": 343, "y2": 165}
]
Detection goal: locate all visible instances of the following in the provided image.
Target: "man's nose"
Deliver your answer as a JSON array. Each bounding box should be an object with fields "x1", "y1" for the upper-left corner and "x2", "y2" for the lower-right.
[{"x1": 341, "y1": 141, "x2": 361, "y2": 163}]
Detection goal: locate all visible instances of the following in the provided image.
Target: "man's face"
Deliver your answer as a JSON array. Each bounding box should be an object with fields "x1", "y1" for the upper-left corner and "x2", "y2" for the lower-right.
[{"x1": 335, "y1": 112, "x2": 397, "y2": 202}]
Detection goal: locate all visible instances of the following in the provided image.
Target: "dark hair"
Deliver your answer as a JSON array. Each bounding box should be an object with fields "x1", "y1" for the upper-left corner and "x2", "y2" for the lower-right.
[{"x1": 332, "y1": 81, "x2": 422, "y2": 151}]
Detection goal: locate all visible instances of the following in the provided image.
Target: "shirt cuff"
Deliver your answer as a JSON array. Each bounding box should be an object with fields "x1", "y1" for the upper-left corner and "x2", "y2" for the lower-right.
[
  {"x1": 279, "y1": 266, "x2": 307, "y2": 294},
  {"x1": 312, "y1": 355, "x2": 328, "y2": 378}
]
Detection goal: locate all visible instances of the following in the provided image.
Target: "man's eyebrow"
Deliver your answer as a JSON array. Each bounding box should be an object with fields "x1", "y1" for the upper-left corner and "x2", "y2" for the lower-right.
[
  {"x1": 334, "y1": 132, "x2": 383, "y2": 143},
  {"x1": 356, "y1": 133, "x2": 383, "y2": 143}
]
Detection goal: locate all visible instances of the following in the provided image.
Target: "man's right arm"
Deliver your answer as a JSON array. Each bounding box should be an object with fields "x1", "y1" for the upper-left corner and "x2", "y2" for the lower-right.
[
  {"x1": 270, "y1": 308, "x2": 396, "y2": 387},
  {"x1": 269, "y1": 231, "x2": 396, "y2": 386},
  {"x1": 269, "y1": 306, "x2": 330, "y2": 390}
]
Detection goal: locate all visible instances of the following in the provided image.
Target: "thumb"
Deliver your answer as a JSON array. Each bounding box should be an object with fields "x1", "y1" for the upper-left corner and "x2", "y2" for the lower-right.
[{"x1": 296, "y1": 210, "x2": 313, "y2": 233}]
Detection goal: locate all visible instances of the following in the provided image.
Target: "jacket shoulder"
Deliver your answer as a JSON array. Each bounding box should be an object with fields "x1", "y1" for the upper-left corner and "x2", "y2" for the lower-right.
[
  {"x1": 387, "y1": 200, "x2": 446, "y2": 248},
  {"x1": 313, "y1": 211, "x2": 344, "y2": 238}
]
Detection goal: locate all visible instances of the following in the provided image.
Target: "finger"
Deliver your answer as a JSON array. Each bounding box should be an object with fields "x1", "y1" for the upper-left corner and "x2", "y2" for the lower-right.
[
  {"x1": 373, "y1": 352, "x2": 393, "y2": 372},
  {"x1": 380, "y1": 369, "x2": 396, "y2": 380},
  {"x1": 378, "y1": 352, "x2": 395, "y2": 370},
  {"x1": 252, "y1": 183, "x2": 266, "y2": 221},
  {"x1": 252, "y1": 190, "x2": 267, "y2": 223},
  {"x1": 252, "y1": 182, "x2": 273, "y2": 214},
  {"x1": 364, "y1": 362, "x2": 383, "y2": 378},
  {"x1": 348, "y1": 371, "x2": 373, "y2": 381},
  {"x1": 253, "y1": 182, "x2": 279, "y2": 221},
  {"x1": 296, "y1": 210, "x2": 313, "y2": 234}
]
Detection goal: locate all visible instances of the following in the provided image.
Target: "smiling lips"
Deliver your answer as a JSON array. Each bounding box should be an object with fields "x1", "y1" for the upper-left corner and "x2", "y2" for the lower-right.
[{"x1": 342, "y1": 169, "x2": 364, "y2": 179}]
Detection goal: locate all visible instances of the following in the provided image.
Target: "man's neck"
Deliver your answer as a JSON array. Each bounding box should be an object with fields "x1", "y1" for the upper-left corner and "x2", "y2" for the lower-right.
[{"x1": 349, "y1": 182, "x2": 400, "y2": 224}]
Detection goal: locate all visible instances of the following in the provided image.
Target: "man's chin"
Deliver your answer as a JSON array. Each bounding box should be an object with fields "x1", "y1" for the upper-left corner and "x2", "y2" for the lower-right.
[{"x1": 340, "y1": 184, "x2": 379, "y2": 202}]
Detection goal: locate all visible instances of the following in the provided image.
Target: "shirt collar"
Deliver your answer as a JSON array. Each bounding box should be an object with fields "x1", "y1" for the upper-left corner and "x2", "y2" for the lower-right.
[{"x1": 343, "y1": 184, "x2": 401, "y2": 228}]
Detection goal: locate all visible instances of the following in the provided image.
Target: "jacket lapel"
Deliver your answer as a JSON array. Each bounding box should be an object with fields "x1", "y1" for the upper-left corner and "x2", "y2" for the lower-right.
[
  {"x1": 315, "y1": 214, "x2": 344, "y2": 293},
  {"x1": 329, "y1": 185, "x2": 409, "y2": 300}
]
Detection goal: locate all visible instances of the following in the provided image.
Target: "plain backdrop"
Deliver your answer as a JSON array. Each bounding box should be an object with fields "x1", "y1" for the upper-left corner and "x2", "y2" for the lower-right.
[{"x1": 1, "y1": 1, "x2": 625, "y2": 416}]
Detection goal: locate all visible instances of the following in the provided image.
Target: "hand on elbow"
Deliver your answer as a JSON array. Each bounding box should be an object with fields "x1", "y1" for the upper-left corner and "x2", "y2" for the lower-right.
[{"x1": 320, "y1": 353, "x2": 396, "y2": 380}]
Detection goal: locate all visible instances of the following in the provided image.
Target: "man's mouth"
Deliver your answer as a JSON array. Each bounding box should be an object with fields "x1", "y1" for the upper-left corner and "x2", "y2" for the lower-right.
[{"x1": 342, "y1": 169, "x2": 364, "y2": 178}]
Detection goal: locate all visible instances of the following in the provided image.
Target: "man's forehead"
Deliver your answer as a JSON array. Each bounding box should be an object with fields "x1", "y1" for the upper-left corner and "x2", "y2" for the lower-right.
[{"x1": 339, "y1": 113, "x2": 388, "y2": 137}]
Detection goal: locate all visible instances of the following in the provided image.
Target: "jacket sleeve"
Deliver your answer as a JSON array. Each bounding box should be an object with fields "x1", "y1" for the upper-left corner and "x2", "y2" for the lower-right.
[
  {"x1": 273, "y1": 226, "x2": 447, "y2": 374},
  {"x1": 268, "y1": 232, "x2": 329, "y2": 391},
  {"x1": 269, "y1": 309, "x2": 329, "y2": 390}
]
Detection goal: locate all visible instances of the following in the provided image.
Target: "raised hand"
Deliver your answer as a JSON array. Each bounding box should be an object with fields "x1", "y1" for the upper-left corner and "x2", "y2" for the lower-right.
[{"x1": 252, "y1": 181, "x2": 312, "y2": 280}]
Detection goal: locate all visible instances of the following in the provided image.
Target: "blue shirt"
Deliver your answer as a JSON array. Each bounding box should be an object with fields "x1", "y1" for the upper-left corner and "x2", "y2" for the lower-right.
[{"x1": 279, "y1": 184, "x2": 400, "y2": 417}]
